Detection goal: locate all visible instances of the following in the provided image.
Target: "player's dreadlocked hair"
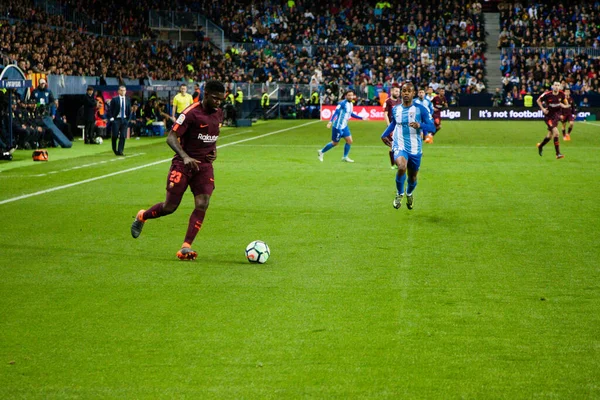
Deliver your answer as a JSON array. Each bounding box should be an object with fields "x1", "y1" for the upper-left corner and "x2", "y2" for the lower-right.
[{"x1": 205, "y1": 80, "x2": 225, "y2": 94}]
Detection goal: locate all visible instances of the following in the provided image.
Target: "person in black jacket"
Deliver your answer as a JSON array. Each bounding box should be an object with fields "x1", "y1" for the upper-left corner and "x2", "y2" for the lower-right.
[
  {"x1": 109, "y1": 85, "x2": 132, "y2": 155},
  {"x1": 82, "y1": 86, "x2": 97, "y2": 144}
]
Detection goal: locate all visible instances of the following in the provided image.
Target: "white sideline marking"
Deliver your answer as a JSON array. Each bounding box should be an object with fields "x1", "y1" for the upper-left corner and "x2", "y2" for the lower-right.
[
  {"x1": 31, "y1": 153, "x2": 145, "y2": 177},
  {"x1": 219, "y1": 129, "x2": 253, "y2": 139},
  {"x1": 0, "y1": 121, "x2": 319, "y2": 205},
  {"x1": 0, "y1": 153, "x2": 145, "y2": 178}
]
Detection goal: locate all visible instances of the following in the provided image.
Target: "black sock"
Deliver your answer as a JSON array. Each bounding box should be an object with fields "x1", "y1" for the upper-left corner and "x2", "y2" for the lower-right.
[
  {"x1": 554, "y1": 137, "x2": 560, "y2": 154},
  {"x1": 540, "y1": 137, "x2": 551, "y2": 147},
  {"x1": 568, "y1": 126, "x2": 573, "y2": 134}
]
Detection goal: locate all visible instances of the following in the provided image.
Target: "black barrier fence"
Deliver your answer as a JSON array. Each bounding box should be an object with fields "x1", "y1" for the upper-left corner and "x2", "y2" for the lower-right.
[{"x1": 439, "y1": 108, "x2": 599, "y2": 121}]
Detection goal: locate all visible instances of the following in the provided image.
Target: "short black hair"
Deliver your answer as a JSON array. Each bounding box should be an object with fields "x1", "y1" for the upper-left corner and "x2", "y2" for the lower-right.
[
  {"x1": 343, "y1": 89, "x2": 355, "y2": 96},
  {"x1": 205, "y1": 80, "x2": 225, "y2": 94}
]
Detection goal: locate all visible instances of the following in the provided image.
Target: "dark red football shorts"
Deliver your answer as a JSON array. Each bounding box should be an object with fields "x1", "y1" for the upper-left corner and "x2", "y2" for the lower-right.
[
  {"x1": 166, "y1": 160, "x2": 215, "y2": 198},
  {"x1": 545, "y1": 115, "x2": 559, "y2": 130},
  {"x1": 561, "y1": 113, "x2": 574, "y2": 122}
]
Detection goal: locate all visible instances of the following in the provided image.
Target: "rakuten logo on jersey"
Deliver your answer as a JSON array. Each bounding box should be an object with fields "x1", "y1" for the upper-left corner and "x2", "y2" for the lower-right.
[
  {"x1": 441, "y1": 110, "x2": 461, "y2": 119},
  {"x1": 197, "y1": 134, "x2": 218, "y2": 142}
]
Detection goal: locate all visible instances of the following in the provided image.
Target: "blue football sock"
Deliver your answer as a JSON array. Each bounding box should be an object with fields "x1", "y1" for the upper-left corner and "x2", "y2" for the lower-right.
[
  {"x1": 321, "y1": 142, "x2": 335, "y2": 153},
  {"x1": 395, "y1": 173, "x2": 406, "y2": 195},
  {"x1": 407, "y1": 178, "x2": 417, "y2": 195},
  {"x1": 343, "y1": 143, "x2": 351, "y2": 158}
]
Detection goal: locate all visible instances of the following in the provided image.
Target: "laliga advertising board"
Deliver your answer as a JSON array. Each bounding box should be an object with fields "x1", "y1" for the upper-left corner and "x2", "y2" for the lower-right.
[
  {"x1": 320, "y1": 106, "x2": 462, "y2": 121},
  {"x1": 320, "y1": 105, "x2": 386, "y2": 121},
  {"x1": 321, "y1": 106, "x2": 597, "y2": 121}
]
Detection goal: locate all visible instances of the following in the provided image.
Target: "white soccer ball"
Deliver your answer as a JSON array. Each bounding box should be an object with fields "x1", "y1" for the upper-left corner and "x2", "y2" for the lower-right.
[
  {"x1": 95, "y1": 137, "x2": 103, "y2": 144},
  {"x1": 245, "y1": 240, "x2": 270, "y2": 264}
]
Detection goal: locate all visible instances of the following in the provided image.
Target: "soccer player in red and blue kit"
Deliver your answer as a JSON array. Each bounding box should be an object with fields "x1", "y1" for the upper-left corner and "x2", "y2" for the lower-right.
[
  {"x1": 536, "y1": 82, "x2": 570, "y2": 159},
  {"x1": 424, "y1": 88, "x2": 447, "y2": 144},
  {"x1": 130, "y1": 80, "x2": 226, "y2": 260},
  {"x1": 560, "y1": 87, "x2": 575, "y2": 141},
  {"x1": 383, "y1": 83, "x2": 402, "y2": 168}
]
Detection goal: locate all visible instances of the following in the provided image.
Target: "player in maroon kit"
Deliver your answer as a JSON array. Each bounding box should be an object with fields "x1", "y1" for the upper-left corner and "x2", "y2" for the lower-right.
[
  {"x1": 425, "y1": 88, "x2": 447, "y2": 144},
  {"x1": 383, "y1": 83, "x2": 402, "y2": 168},
  {"x1": 130, "y1": 80, "x2": 226, "y2": 260},
  {"x1": 536, "y1": 82, "x2": 570, "y2": 159},
  {"x1": 560, "y1": 87, "x2": 575, "y2": 141}
]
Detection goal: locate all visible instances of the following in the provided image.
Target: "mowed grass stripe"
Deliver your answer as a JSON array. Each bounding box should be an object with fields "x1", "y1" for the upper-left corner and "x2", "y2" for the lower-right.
[{"x1": 0, "y1": 121, "x2": 319, "y2": 205}]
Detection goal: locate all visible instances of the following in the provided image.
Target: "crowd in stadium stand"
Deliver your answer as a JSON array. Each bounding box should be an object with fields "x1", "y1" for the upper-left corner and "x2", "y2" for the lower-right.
[
  {"x1": 493, "y1": 1, "x2": 600, "y2": 105},
  {"x1": 0, "y1": 0, "x2": 155, "y2": 39},
  {"x1": 228, "y1": 44, "x2": 486, "y2": 98},
  {"x1": 1, "y1": 0, "x2": 485, "y2": 90},
  {"x1": 211, "y1": 0, "x2": 485, "y2": 48},
  {"x1": 498, "y1": 2, "x2": 600, "y2": 48},
  {"x1": 500, "y1": 47, "x2": 600, "y2": 101},
  {"x1": 0, "y1": 21, "x2": 218, "y2": 81}
]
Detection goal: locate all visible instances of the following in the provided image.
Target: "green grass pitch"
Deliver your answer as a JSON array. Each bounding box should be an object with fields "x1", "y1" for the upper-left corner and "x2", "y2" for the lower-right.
[{"x1": 1, "y1": 120, "x2": 599, "y2": 398}]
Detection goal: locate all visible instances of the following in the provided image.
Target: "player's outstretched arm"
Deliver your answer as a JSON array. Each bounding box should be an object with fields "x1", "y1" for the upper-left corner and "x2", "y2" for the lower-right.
[
  {"x1": 328, "y1": 103, "x2": 342, "y2": 128},
  {"x1": 416, "y1": 104, "x2": 435, "y2": 133},
  {"x1": 383, "y1": 104, "x2": 390, "y2": 126},
  {"x1": 381, "y1": 120, "x2": 396, "y2": 147},
  {"x1": 536, "y1": 94, "x2": 548, "y2": 114},
  {"x1": 167, "y1": 130, "x2": 201, "y2": 171}
]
